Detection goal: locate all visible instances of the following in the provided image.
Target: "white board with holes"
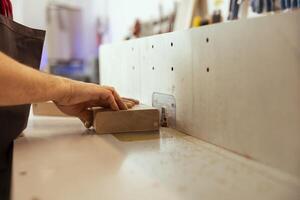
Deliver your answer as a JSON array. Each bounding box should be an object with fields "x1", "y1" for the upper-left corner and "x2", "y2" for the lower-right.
[{"x1": 100, "y1": 10, "x2": 300, "y2": 179}]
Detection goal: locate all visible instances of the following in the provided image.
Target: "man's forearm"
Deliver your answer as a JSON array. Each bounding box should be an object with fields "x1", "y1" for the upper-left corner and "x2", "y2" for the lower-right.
[{"x1": 0, "y1": 52, "x2": 69, "y2": 106}]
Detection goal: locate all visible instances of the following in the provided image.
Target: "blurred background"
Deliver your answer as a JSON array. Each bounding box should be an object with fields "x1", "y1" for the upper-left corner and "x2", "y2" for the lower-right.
[{"x1": 10, "y1": 0, "x2": 297, "y2": 83}]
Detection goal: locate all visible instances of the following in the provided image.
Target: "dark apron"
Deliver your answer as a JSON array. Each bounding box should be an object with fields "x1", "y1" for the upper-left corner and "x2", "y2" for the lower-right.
[{"x1": 0, "y1": 15, "x2": 45, "y2": 200}]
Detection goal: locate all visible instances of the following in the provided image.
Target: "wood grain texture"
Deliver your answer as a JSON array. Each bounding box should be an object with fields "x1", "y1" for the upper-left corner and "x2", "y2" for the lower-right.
[
  {"x1": 93, "y1": 105, "x2": 160, "y2": 134},
  {"x1": 32, "y1": 102, "x2": 68, "y2": 117}
]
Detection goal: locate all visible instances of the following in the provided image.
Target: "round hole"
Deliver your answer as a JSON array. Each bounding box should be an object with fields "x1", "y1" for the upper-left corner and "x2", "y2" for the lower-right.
[
  {"x1": 171, "y1": 67, "x2": 174, "y2": 71},
  {"x1": 131, "y1": 47, "x2": 134, "y2": 51},
  {"x1": 206, "y1": 38, "x2": 209, "y2": 43},
  {"x1": 152, "y1": 45, "x2": 154, "y2": 49},
  {"x1": 132, "y1": 66, "x2": 135, "y2": 70},
  {"x1": 171, "y1": 42, "x2": 173, "y2": 47},
  {"x1": 206, "y1": 67, "x2": 210, "y2": 72},
  {"x1": 19, "y1": 171, "x2": 27, "y2": 176},
  {"x1": 152, "y1": 66, "x2": 155, "y2": 70}
]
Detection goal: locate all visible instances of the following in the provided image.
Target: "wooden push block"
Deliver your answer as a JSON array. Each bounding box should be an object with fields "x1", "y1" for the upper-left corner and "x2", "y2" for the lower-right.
[
  {"x1": 93, "y1": 105, "x2": 160, "y2": 134},
  {"x1": 32, "y1": 101, "x2": 68, "y2": 117}
]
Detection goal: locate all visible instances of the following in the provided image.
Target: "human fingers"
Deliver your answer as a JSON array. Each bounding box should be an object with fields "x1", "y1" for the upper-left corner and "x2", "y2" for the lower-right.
[
  {"x1": 100, "y1": 89, "x2": 120, "y2": 111},
  {"x1": 122, "y1": 99, "x2": 136, "y2": 108},
  {"x1": 103, "y1": 86, "x2": 127, "y2": 110},
  {"x1": 123, "y1": 100, "x2": 135, "y2": 109},
  {"x1": 78, "y1": 109, "x2": 93, "y2": 129},
  {"x1": 122, "y1": 97, "x2": 139, "y2": 105}
]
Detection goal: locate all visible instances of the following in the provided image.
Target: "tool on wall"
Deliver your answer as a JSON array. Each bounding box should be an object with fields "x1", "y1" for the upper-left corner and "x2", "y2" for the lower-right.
[
  {"x1": 250, "y1": 0, "x2": 299, "y2": 13},
  {"x1": 228, "y1": 0, "x2": 300, "y2": 18},
  {"x1": 250, "y1": 0, "x2": 276, "y2": 13},
  {"x1": 212, "y1": 9, "x2": 223, "y2": 23},
  {"x1": 266, "y1": 0, "x2": 275, "y2": 11},
  {"x1": 228, "y1": 0, "x2": 242, "y2": 20},
  {"x1": 281, "y1": 0, "x2": 287, "y2": 9},
  {"x1": 291, "y1": 0, "x2": 299, "y2": 7},
  {"x1": 280, "y1": 0, "x2": 300, "y2": 10},
  {"x1": 192, "y1": 16, "x2": 210, "y2": 27}
]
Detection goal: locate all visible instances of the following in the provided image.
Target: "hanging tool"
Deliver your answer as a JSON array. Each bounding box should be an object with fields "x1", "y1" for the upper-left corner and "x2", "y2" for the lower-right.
[
  {"x1": 212, "y1": 9, "x2": 223, "y2": 23},
  {"x1": 251, "y1": 0, "x2": 276, "y2": 13},
  {"x1": 251, "y1": 0, "x2": 264, "y2": 13},
  {"x1": 286, "y1": 0, "x2": 291, "y2": 8},
  {"x1": 228, "y1": 0, "x2": 233, "y2": 19},
  {"x1": 266, "y1": 0, "x2": 275, "y2": 11},
  {"x1": 281, "y1": 0, "x2": 287, "y2": 9},
  {"x1": 228, "y1": 0, "x2": 241, "y2": 20},
  {"x1": 257, "y1": 0, "x2": 264, "y2": 13},
  {"x1": 291, "y1": 0, "x2": 298, "y2": 8}
]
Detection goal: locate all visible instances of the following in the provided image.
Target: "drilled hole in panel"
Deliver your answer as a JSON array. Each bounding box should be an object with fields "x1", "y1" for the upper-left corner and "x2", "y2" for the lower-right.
[
  {"x1": 206, "y1": 38, "x2": 209, "y2": 43},
  {"x1": 132, "y1": 66, "x2": 135, "y2": 70},
  {"x1": 171, "y1": 67, "x2": 174, "y2": 71},
  {"x1": 171, "y1": 42, "x2": 173, "y2": 47},
  {"x1": 152, "y1": 45, "x2": 154, "y2": 49},
  {"x1": 152, "y1": 66, "x2": 155, "y2": 70},
  {"x1": 206, "y1": 67, "x2": 210, "y2": 72}
]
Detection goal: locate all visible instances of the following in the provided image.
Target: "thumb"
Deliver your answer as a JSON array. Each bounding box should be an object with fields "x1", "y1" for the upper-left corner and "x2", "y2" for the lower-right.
[{"x1": 78, "y1": 109, "x2": 94, "y2": 129}]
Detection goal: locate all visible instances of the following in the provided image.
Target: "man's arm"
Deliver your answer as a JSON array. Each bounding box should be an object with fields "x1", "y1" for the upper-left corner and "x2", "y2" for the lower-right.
[
  {"x1": 0, "y1": 52, "x2": 138, "y2": 127},
  {"x1": 0, "y1": 52, "x2": 67, "y2": 105}
]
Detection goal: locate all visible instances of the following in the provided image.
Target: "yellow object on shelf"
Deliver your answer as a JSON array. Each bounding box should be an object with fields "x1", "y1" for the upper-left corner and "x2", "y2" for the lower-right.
[{"x1": 192, "y1": 16, "x2": 202, "y2": 27}]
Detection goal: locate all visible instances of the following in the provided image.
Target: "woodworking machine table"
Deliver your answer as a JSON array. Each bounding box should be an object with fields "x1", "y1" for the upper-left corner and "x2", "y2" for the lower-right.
[{"x1": 12, "y1": 116, "x2": 300, "y2": 200}]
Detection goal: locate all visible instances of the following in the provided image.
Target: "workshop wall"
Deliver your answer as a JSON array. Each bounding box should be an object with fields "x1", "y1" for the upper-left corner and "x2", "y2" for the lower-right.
[
  {"x1": 11, "y1": 0, "x2": 175, "y2": 41},
  {"x1": 10, "y1": 0, "x2": 175, "y2": 73},
  {"x1": 107, "y1": 0, "x2": 175, "y2": 41}
]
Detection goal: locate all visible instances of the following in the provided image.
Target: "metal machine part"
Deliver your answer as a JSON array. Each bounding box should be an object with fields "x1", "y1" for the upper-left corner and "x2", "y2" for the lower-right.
[{"x1": 152, "y1": 92, "x2": 176, "y2": 128}]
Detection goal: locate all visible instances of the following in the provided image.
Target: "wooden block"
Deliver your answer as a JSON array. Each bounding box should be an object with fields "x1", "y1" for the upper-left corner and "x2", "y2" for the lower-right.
[
  {"x1": 32, "y1": 102, "x2": 68, "y2": 117},
  {"x1": 93, "y1": 105, "x2": 160, "y2": 134}
]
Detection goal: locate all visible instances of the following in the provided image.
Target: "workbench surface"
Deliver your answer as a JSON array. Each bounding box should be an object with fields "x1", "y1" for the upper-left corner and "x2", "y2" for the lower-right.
[{"x1": 13, "y1": 116, "x2": 300, "y2": 200}]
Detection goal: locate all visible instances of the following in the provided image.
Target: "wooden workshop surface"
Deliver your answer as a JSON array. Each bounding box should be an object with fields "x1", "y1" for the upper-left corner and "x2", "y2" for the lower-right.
[{"x1": 13, "y1": 116, "x2": 300, "y2": 200}]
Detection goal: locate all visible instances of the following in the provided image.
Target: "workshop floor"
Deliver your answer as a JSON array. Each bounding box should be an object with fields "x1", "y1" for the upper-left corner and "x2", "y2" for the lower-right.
[{"x1": 12, "y1": 116, "x2": 300, "y2": 200}]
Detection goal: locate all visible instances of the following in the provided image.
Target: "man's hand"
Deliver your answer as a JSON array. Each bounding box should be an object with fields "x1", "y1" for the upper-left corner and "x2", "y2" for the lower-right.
[
  {"x1": 54, "y1": 80, "x2": 139, "y2": 128},
  {"x1": 0, "y1": 52, "x2": 139, "y2": 128}
]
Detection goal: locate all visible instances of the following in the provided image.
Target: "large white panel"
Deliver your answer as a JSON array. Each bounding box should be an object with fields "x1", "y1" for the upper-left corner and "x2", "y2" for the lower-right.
[{"x1": 100, "y1": 10, "x2": 300, "y2": 178}]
